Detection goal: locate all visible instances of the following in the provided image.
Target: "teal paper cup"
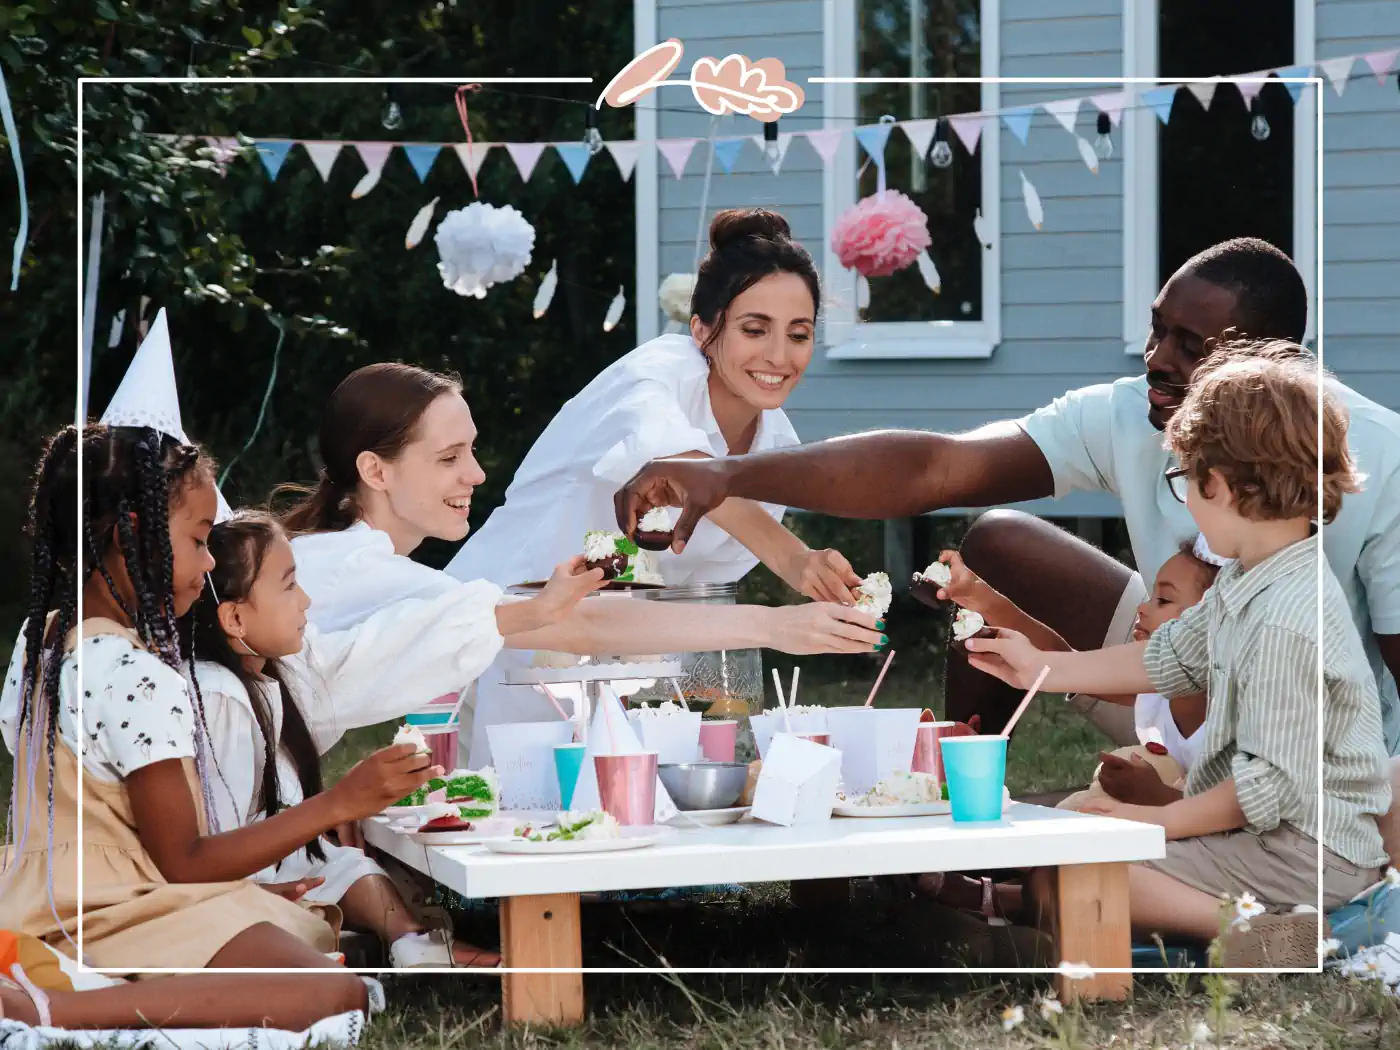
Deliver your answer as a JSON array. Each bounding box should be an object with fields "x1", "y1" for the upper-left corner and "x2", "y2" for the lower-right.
[
  {"x1": 940, "y1": 735, "x2": 1008, "y2": 822},
  {"x1": 554, "y1": 743, "x2": 587, "y2": 810}
]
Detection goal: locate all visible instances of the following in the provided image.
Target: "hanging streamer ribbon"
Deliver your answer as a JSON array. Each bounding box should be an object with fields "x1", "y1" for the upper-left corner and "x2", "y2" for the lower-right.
[
  {"x1": 454, "y1": 83, "x2": 484, "y2": 198},
  {"x1": 691, "y1": 115, "x2": 720, "y2": 269},
  {"x1": 0, "y1": 62, "x2": 29, "y2": 290},
  {"x1": 80, "y1": 193, "x2": 106, "y2": 423},
  {"x1": 218, "y1": 317, "x2": 286, "y2": 489}
]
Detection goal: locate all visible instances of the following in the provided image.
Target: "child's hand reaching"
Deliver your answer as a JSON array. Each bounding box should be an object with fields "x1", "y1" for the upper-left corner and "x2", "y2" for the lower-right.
[
  {"x1": 963, "y1": 628, "x2": 1048, "y2": 690},
  {"x1": 535, "y1": 556, "x2": 608, "y2": 620},
  {"x1": 330, "y1": 744, "x2": 443, "y2": 822}
]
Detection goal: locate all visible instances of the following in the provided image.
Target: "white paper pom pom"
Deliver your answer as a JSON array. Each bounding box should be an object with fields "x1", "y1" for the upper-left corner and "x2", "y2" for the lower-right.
[
  {"x1": 434, "y1": 202, "x2": 536, "y2": 299},
  {"x1": 658, "y1": 273, "x2": 696, "y2": 324}
]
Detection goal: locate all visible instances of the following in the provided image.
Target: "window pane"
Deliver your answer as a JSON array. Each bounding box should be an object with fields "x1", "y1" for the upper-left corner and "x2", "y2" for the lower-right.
[
  {"x1": 857, "y1": 0, "x2": 983, "y2": 323},
  {"x1": 1158, "y1": 0, "x2": 1294, "y2": 285}
]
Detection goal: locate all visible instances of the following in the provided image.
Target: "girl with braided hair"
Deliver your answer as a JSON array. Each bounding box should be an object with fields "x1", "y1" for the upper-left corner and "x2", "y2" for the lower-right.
[
  {"x1": 0, "y1": 424, "x2": 413, "y2": 1023},
  {"x1": 188, "y1": 511, "x2": 513, "y2": 968}
]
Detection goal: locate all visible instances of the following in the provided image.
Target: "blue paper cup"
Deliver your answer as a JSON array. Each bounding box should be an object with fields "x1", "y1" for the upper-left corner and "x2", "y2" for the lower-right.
[
  {"x1": 940, "y1": 735, "x2": 1008, "y2": 822},
  {"x1": 554, "y1": 743, "x2": 587, "y2": 810}
]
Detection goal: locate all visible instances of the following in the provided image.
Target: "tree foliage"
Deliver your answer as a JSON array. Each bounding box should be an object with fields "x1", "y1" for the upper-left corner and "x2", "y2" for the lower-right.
[{"x1": 0, "y1": 0, "x2": 636, "y2": 631}]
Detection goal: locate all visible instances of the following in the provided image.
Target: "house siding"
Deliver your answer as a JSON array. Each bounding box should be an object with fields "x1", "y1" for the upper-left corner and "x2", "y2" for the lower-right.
[{"x1": 645, "y1": 0, "x2": 1399, "y2": 518}]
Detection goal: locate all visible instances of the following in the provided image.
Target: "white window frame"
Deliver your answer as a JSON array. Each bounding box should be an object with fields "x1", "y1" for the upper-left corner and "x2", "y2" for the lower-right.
[
  {"x1": 823, "y1": 0, "x2": 1002, "y2": 361},
  {"x1": 634, "y1": 0, "x2": 661, "y2": 346},
  {"x1": 1121, "y1": 0, "x2": 1317, "y2": 355}
]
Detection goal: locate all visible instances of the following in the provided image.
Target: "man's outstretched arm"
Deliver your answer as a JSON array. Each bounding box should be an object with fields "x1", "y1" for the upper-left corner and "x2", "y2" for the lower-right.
[{"x1": 616, "y1": 422, "x2": 1055, "y2": 549}]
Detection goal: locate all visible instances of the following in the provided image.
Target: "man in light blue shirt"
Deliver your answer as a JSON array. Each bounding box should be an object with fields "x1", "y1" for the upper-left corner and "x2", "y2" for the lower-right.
[{"x1": 614, "y1": 238, "x2": 1400, "y2": 760}]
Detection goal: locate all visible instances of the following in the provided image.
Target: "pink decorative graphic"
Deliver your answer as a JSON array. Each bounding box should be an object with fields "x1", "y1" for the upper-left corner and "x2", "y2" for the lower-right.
[
  {"x1": 831, "y1": 190, "x2": 931, "y2": 279},
  {"x1": 597, "y1": 39, "x2": 804, "y2": 122}
]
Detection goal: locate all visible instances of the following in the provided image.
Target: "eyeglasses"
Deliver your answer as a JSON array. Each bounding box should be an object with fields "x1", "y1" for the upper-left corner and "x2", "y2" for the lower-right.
[{"x1": 1164, "y1": 465, "x2": 1191, "y2": 504}]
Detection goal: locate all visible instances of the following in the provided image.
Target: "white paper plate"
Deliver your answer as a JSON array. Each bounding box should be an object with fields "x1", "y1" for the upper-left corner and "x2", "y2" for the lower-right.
[
  {"x1": 408, "y1": 827, "x2": 489, "y2": 846},
  {"x1": 833, "y1": 800, "x2": 953, "y2": 818},
  {"x1": 668, "y1": 806, "x2": 751, "y2": 827},
  {"x1": 481, "y1": 826, "x2": 677, "y2": 854}
]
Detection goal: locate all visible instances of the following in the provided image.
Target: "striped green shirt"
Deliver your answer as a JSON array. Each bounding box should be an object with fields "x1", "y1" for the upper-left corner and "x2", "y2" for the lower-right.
[{"x1": 1144, "y1": 534, "x2": 1391, "y2": 868}]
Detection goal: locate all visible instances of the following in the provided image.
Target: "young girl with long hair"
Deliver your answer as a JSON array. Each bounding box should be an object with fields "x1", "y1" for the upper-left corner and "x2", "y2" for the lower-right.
[{"x1": 0, "y1": 425, "x2": 428, "y2": 1021}]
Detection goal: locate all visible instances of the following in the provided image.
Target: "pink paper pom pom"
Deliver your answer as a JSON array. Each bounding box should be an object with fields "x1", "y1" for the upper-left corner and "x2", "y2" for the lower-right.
[{"x1": 830, "y1": 190, "x2": 932, "y2": 278}]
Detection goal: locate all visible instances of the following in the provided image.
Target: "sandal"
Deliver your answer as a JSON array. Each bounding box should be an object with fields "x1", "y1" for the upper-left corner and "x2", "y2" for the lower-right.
[
  {"x1": 915, "y1": 873, "x2": 1013, "y2": 925},
  {"x1": 389, "y1": 930, "x2": 501, "y2": 969},
  {"x1": 0, "y1": 962, "x2": 53, "y2": 1027}
]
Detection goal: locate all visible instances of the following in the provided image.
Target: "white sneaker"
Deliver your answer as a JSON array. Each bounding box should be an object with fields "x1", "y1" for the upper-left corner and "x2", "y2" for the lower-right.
[{"x1": 389, "y1": 931, "x2": 453, "y2": 968}]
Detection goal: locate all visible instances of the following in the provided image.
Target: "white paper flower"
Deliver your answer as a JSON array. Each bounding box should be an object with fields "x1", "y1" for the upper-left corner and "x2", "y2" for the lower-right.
[
  {"x1": 658, "y1": 272, "x2": 696, "y2": 323},
  {"x1": 1037, "y1": 995, "x2": 1063, "y2": 1020},
  {"x1": 1000, "y1": 1005, "x2": 1024, "y2": 1032},
  {"x1": 434, "y1": 202, "x2": 535, "y2": 299}
]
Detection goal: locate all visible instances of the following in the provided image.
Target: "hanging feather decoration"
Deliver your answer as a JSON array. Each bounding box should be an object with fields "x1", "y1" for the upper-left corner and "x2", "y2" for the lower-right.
[
  {"x1": 405, "y1": 197, "x2": 440, "y2": 250},
  {"x1": 533, "y1": 260, "x2": 559, "y2": 318},
  {"x1": 915, "y1": 251, "x2": 941, "y2": 295},
  {"x1": 972, "y1": 209, "x2": 993, "y2": 250},
  {"x1": 856, "y1": 275, "x2": 871, "y2": 311},
  {"x1": 1075, "y1": 136, "x2": 1100, "y2": 175},
  {"x1": 351, "y1": 167, "x2": 383, "y2": 199},
  {"x1": 602, "y1": 285, "x2": 626, "y2": 331},
  {"x1": 1019, "y1": 170, "x2": 1044, "y2": 231},
  {"x1": 108, "y1": 310, "x2": 126, "y2": 347}
]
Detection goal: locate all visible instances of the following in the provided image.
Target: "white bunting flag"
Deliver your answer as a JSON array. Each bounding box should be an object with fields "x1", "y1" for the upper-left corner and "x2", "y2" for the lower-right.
[
  {"x1": 505, "y1": 142, "x2": 546, "y2": 182},
  {"x1": 302, "y1": 141, "x2": 342, "y2": 182},
  {"x1": 1232, "y1": 77, "x2": 1266, "y2": 104},
  {"x1": 606, "y1": 140, "x2": 640, "y2": 180},
  {"x1": 1186, "y1": 79, "x2": 1219, "y2": 111},
  {"x1": 1090, "y1": 92, "x2": 1126, "y2": 127},
  {"x1": 1020, "y1": 170, "x2": 1043, "y2": 231},
  {"x1": 1318, "y1": 56, "x2": 1355, "y2": 96},
  {"x1": 1042, "y1": 97, "x2": 1082, "y2": 135},
  {"x1": 452, "y1": 142, "x2": 494, "y2": 181},
  {"x1": 900, "y1": 119, "x2": 938, "y2": 159}
]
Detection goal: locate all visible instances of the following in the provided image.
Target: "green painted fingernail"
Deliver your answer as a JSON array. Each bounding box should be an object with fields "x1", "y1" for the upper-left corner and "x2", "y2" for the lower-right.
[
  {"x1": 879, "y1": 634, "x2": 889, "y2": 645},
  {"x1": 876, "y1": 620, "x2": 886, "y2": 630}
]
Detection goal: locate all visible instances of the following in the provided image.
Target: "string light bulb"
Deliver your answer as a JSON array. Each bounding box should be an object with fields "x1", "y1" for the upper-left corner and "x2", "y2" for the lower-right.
[
  {"x1": 762, "y1": 119, "x2": 782, "y2": 165},
  {"x1": 1249, "y1": 96, "x2": 1271, "y2": 141},
  {"x1": 583, "y1": 106, "x2": 604, "y2": 156},
  {"x1": 929, "y1": 120, "x2": 954, "y2": 169},
  {"x1": 1094, "y1": 111, "x2": 1114, "y2": 160},
  {"x1": 381, "y1": 87, "x2": 403, "y2": 131}
]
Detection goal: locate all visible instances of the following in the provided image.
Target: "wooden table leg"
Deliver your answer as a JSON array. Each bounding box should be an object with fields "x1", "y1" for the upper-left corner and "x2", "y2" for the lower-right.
[
  {"x1": 1048, "y1": 863, "x2": 1132, "y2": 1003},
  {"x1": 500, "y1": 893, "x2": 584, "y2": 1027},
  {"x1": 790, "y1": 877, "x2": 851, "y2": 909}
]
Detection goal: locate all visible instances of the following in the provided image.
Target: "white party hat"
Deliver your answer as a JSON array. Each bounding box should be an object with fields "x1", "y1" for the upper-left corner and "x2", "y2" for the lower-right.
[{"x1": 99, "y1": 307, "x2": 234, "y2": 523}]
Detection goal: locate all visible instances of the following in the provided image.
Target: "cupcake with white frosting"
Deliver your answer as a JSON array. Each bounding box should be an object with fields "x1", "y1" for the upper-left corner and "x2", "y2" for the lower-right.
[
  {"x1": 910, "y1": 559, "x2": 952, "y2": 610},
  {"x1": 854, "y1": 572, "x2": 892, "y2": 618},
  {"x1": 582, "y1": 530, "x2": 665, "y2": 586},
  {"x1": 949, "y1": 607, "x2": 995, "y2": 651},
  {"x1": 392, "y1": 723, "x2": 432, "y2": 756},
  {"x1": 635, "y1": 506, "x2": 675, "y2": 552}
]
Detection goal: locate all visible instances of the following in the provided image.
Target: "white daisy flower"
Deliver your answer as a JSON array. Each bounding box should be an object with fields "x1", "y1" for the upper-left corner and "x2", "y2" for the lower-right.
[
  {"x1": 1001, "y1": 1005, "x2": 1025, "y2": 1032},
  {"x1": 1321, "y1": 938, "x2": 1342, "y2": 958},
  {"x1": 1232, "y1": 892, "x2": 1266, "y2": 928},
  {"x1": 1038, "y1": 995, "x2": 1063, "y2": 1020}
]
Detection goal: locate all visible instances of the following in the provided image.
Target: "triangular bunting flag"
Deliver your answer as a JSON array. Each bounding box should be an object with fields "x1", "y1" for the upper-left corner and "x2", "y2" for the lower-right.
[
  {"x1": 712, "y1": 137, "x2": 746, "y2": 174},
  {"x1": 948, "y1": 114, "x2": 984, "y2": 154},
  {"x1": 1001, "y1": 106, "x2": 1034, "y2": 145},
  {"x1": 852, "y1": 123, "x2": 892, "y2": 163},
  {"x1": 452, "y1": 141, "x2": 494, "y2": 180},
  {"x1": 554, "y1": 142, "x2": 592, "y2": 183},
  {"x1": 505, "y1": 142, "x2": 547, "y2": 182},
  {"x1": 1318, "y1": 56, "x2": 1355, "y2": 96},
  {"x1": 803, "y1": 129, "x2": 842, "y2": 165},
  {"x1": 1364, "y1": 50, "x2": 1399, "y2": 84},
  {"x1": 1141, "y1": 86, "x2": 1178, "y2": 125},
  {"x1": 1274, "y1": 65, "x2": 1312, "y2": 104},
  {"x1": 1186, "y1": 80, "x2": 1218, "y2": 111},
  {"x1": 900, "y1": 119, "x2": 937, "y2": 159},
  {"x1": 656, "y1": 138, "x2": 697, "y2": 179},
  {"x1": 254, "y1": 140, "x2": 293, "y2": 180},
  {"x1": 352, "y1": 142, "x2": 393, "y2": 198},
  {"x1": 606, "y1": 140, "x2": 640, "y2": 180},
  {"x1": 402, "y1": 144, "x2": 441, "y2": 182},
  {"x1": 1042, "y1": 97, "x2": 1082, "y2": 135},
  {"x1": 1233, "y1": 77, "x2": 1266, "y2": 104},
  {"x1": 1090, "y1": 92, "x2": 1126, "y2": 127},
  {"x1": 749, "y1": 132, "x2": 794, "y2": 173},
  {"x1": 302, "y1": 141, "x2": 342, "y2": 182}
]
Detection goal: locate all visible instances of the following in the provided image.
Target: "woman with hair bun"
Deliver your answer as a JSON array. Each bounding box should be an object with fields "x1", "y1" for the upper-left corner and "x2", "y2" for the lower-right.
[{"x1": 447, "y1": 207, "x2": 867, "y2": 765}]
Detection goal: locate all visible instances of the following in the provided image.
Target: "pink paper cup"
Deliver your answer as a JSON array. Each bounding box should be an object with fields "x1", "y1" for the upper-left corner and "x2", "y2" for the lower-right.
[
  {"x1": 422, "y1": 725, "x2": 459, "y2": 772},
  {"x1": 698, "y1": 720, "x2": 738, "y2": 762},
  {"x1": 594, "y1": 752, "x2": 659, "y2": 826},
  {"x1": 913, "y1": 721, "x2": 976, "y2": 782}
]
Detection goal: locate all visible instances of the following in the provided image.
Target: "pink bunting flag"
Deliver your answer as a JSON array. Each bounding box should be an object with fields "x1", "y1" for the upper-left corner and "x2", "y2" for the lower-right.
[
  {"x1": 1089, "y1": 93, "x2": 1126, "y2": 127},
  {"x1": 302, "y1": 141, "x2": 342, "y2": 182},
  {"x1": 452, "y1": 141, "x2": 494, "y2": 180},
  {"x1": 656, "y1": 138, "x2": 698, "y2": 179},
  {"x1": 1186, "y1": 80, "x2": 1219, "y2": 111},
  {"x1": 1364, "y1": 50, "x2": 1398, "y2": 84},
  {"x1": 505, "y1": 142, "x2": 546, "y2": 182},
  {"x1": 1232, "y1": 77, "x2": 1267, "y2": 104},
  {"x1": 947, "y1": 114, "x2": 984, "y2": 155},
  {"x1": 204, "y1": 136, "x2": 240, "y2": 176},
  {"x1": 351, "y1": 142, "x2": 393, "y2": 198},
  {"x1": 803, "y1": 129, "x2": 843, "y2": 166}
]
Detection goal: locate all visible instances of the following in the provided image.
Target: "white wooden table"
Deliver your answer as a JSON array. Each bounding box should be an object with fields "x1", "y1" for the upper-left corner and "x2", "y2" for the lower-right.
[{"x1": 363, "y1": 804, "x2": 1164, "y2": 1025}]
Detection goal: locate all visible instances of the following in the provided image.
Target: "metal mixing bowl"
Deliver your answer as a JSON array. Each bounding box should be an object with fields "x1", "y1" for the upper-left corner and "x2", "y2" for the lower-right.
[{"x1": 657, "y1": 762, "x2": 748, "y2": 811}]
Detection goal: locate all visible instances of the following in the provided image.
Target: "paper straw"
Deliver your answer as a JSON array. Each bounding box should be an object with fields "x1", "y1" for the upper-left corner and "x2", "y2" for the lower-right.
[
  {"x1": 600, "y1": 688, "x2": 620, "y2": 753},
  {"x1": 863, "y1": 649, "x2": 896, "y2": 707},
  {"x1": 671, "y1": 679, "x2": 690, "y2": 710},
  {"x1": 1001, "y1": 665, "x2": 1052, "y2": 738},
  {"x1": 789, "y1": 666, "x2": 801, "y2": 708},
  {"x1": 771, "y1": 667, "x2": 791, "y2": 733},
  {"x1": 537, "y1": 683, "x2": 571, "y2": 721}
]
